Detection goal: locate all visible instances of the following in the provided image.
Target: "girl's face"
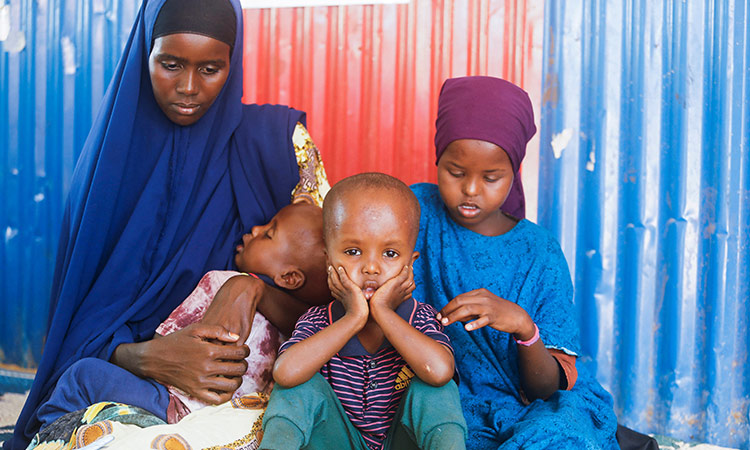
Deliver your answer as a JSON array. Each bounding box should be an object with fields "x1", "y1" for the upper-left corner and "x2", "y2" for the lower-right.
[
  {"x1": 149, "y1": 33, "x2": 231, "y2": 126},
  {"x1": 437, "y1": 139, "x2": 515, "y2": 236}
]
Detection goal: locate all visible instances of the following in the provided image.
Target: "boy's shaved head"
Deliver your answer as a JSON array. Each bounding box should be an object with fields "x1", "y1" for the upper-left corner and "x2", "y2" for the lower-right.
[{"x1": 322, "y1": 172, "x2": 421, "y2": 246}]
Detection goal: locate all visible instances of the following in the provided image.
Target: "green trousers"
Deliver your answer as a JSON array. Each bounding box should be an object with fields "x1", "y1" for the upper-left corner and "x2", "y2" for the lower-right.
[{"x1": 259, "y1": 373, "x2": 466, "y2": 450}]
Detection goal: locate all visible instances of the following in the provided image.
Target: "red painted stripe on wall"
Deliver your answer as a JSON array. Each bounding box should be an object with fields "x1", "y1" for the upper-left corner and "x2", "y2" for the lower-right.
[{"x1": 241, "y1": 0, "x2": 542, "y2": 187}]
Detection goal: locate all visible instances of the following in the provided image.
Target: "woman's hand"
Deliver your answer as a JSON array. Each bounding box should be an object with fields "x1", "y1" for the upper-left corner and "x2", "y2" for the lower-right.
[
  {"x1": 112, "y1": 323, "x2": 249, "y2": 405},
  {"x1": 369, "y1": 265, "x2": 415, "y2": 313},
  {"x1": 201, "y1": 275, "x2": 262, "y2": 345},
  {"x1": 328, "y1": 266, "x2": 368, "y2": 324},
  {"x1": 436, "y1": 288, "x2": 535, "y2": 340}
]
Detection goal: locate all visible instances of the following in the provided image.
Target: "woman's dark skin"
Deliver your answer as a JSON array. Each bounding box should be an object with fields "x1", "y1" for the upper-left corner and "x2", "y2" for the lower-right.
[
  {"x1": 109, "y1": 32, "x2": 313, "y2": 405},
  {"x1": 111, "y1": 276, "x2": 311, "y2": 404}
]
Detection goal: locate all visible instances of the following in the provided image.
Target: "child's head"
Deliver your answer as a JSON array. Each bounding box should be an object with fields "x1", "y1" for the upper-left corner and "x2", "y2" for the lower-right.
[
  {"x1": 322, "y1": 173, "x2": 420, "y2": 300},
  {"x1": 235, "y1": 203, "x2": 329, "y2": 305},
  {"x1": 434, "y1": 76, "x2": 536, "y2": 234}
]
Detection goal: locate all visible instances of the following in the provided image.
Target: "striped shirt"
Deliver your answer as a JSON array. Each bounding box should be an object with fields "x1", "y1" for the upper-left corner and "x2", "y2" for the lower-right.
[{"x1": 279, "y1": 297, "x2": 452, "y2": 449}]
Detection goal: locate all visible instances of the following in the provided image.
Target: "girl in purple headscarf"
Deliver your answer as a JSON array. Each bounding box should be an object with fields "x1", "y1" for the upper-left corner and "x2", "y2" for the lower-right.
[{"x1": 410, "y1": 76, "x2": 618, "y2": 449}]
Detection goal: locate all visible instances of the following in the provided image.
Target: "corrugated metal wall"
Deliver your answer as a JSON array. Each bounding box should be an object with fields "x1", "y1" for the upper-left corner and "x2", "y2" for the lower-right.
[
  {"x1": 539, "y1": 1, "x2": 749, "y2": 448},
  {"x1": 4, "y1": 0, "x2": 747, "y2": 447},
  {"x1": 240, "y1": 0, "x2": 542, "y2": 187},
  {"x1": 1, "y1": 0, "x2": 140, "y2": 368}
]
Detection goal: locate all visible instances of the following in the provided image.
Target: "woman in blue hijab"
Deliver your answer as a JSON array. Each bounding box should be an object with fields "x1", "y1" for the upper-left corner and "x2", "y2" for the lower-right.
[{"x1": 8, "y1": 0, "x2": 327, "y2": 447}]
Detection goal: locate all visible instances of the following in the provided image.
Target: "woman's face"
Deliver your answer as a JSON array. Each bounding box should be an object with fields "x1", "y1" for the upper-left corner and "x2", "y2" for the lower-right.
[{"x1": 149, "y1": 33, "x2": 231, "y2": 126}]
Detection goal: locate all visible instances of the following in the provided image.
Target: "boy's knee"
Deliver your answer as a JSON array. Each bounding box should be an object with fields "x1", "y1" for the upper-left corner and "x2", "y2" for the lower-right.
[
  {"x1": 266, "y1": 373, "x2": 335, "y2": 417},
  {"x1": 424, "y1": 423, "x2": 467, "y2": 450},
  {"x1": 405, "y1": 378, "x2": 461, "y2": 406},
  {"x1": 259, "y1": 417, "x2": 305, "y2": 450}
]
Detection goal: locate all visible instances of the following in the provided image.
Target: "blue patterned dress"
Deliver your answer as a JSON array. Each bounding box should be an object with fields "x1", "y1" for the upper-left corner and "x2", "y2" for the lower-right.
[{"x1": 411, "y1": 183, "x2": 618, "y2": 450}]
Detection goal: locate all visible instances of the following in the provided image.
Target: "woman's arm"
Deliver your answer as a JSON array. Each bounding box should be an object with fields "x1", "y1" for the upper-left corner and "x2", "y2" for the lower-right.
[
  {"x1": 110, "y1": 323, "x2": 249, "y2": 405},
  {"x1": 111, "y1": 275, "x2": 309, "y2": 404}
]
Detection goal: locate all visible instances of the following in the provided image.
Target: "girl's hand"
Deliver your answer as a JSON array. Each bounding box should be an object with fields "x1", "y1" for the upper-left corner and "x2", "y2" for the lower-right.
[
  {"x1": 328, "y1": 266, "x2": 369, "y2": 322},
  {"x1": 437, "y1": 288, "x2": 535, "y2": 339},
  {"x1": 369, "y1": 265, "x2": 415, "y2": 312},
  {"x1": 139, "y1": 323, "x2": 250, "y2": 404}
]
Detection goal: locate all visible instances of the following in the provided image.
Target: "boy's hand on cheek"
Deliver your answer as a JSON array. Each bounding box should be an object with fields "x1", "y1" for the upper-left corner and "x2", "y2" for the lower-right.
[
  {"x1": 328, "y1": 266, "x2": 369, "y2": 322},
  {"x1": 370, "y1": 265, "x2": 415, "y2": 312}
]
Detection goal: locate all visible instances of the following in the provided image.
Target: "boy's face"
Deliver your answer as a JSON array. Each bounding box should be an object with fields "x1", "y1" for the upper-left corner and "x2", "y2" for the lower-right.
[
  {"x1": 326, "y1": 191, "x2": 419, "y2": 301},
  {"x1": 437, "y1": 139, "x2": 514, "y2": 234},
  {"x1": 235, "y1": 204, "x2": 311, "y2": 276}
]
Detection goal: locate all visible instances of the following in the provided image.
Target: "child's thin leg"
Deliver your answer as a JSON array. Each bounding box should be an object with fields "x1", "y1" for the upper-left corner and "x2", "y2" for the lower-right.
[
  {"x1": 260, "y1": 373, "x2": 368, "y2": 450},
  {"x1": 385, "y1": 378, "x2": 467, "y2": 450},
  {"x1": 37, "y1": 357, "x2": 171, "y2": 430}
]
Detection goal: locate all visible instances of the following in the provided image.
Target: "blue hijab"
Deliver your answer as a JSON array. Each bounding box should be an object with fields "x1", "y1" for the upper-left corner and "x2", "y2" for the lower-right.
[{"x1": 10, "y1": 0, "x2": 303, "y2": 447}]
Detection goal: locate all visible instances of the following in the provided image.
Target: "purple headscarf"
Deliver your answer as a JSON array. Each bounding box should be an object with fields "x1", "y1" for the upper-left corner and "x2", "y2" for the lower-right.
[{"x1": 434, "y1": 76, "x2": 536, "y2": 219}]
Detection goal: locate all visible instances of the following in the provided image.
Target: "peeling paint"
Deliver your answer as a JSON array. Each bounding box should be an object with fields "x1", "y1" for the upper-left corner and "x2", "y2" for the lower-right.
[
  {"x1": 0, "y1": 4, "x2": 9, "y2": 41},
  {"x1": 3, "y1": 29, "x2": 24, "y2": 52},
  {"x1": 5, "y1": 227, "x2": 18, "y2": 242},
  {"x1": 61, "y1": 37, "x2": 76, "y2": 75},
  {"x1": 586, "y1": 150, "x2": 596, "y2": 171},
  {"x1": 551, "y1": 128, "x2": 574, "y2": 159}
]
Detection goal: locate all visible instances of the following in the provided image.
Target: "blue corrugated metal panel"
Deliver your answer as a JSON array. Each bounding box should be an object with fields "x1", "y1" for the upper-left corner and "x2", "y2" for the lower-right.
[
  {"x1": 0, "y1": 0, "x2": 138, "y2": 368},
  {"x1": 540, "y1": 1, "x2": 749, "y2": 448}
]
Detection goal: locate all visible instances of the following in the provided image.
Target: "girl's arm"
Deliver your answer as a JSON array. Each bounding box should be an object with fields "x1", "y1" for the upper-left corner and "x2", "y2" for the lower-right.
[
  {"x1": 369, "y1": 266, "x2": 454, "y2": 386},
  {"x1": 437, "y1": 288, "x2": 561, "y2": 400}
]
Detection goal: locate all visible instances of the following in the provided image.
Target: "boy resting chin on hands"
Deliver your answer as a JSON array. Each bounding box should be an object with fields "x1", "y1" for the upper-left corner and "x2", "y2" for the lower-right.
[{"x1": 260, "y1": 173, "x2": 467, "y2": 450}]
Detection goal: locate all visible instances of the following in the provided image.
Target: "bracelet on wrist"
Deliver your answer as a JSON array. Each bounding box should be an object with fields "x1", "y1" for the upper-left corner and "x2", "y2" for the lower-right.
[{"x1": 515, "y1": 323, "x2": 540, "y2": 347}]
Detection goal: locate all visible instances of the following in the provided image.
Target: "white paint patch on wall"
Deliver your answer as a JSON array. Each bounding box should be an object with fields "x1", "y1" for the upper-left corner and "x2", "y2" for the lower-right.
[
  {"x1": 551, "y1": 128, "x2": 574, "y2": 159},
  {"x1": 61, "y1": 37, "x2": 77, "y2": 74}
]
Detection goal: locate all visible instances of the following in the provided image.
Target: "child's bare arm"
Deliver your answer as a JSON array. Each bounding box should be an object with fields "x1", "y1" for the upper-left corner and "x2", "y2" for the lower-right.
[
  {"x1": 273, "y1": 266, "x2": 369, "y2": 387},
  {"x1": 437, "y1": 289, "x2": 561, "y2": 400},
  {"x1": 202, "y1": 275, "x2": 310, "y2": 337},
  {"x1": 370, "y1": 266, "x2": 455, "y2": 386},
  {"x1": 273, "y1": 313, "x2": 363, "y2": 387}
]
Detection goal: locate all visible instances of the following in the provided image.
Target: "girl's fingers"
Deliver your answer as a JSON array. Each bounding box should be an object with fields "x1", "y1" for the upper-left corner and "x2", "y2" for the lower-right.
[
  {"x1": 439, "y1": 295, "x2": 468, "y2": 319},
  {"x1": 464, "y1": 315, "x2": 491, "y2": 331},
  {"x1": 440, "y1": 303, "x2": 481, "y2": 326}
]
